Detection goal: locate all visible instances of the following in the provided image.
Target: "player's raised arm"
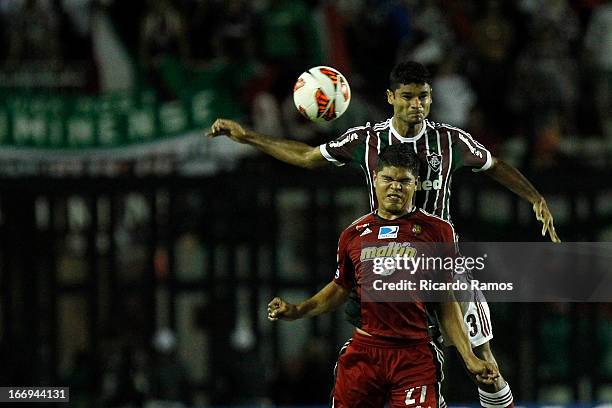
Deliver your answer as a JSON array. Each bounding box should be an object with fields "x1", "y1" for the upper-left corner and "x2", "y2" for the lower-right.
[
  {"x1": 484, "y1": 157, "x2": 560, "y2": 243},
  {"x1": 207, "y1": 118, "x2": 328, "y2": 169},
  {"x1": 267, "y1": 281, "x2": 349, "y2": 321},
  {"x1": 438, "y1": 300, "x2": 500, "y2": 385}
]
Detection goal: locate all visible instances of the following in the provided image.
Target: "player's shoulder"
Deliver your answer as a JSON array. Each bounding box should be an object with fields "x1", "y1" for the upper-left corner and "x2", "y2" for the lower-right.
[
  {"x1": 339, "y1": 118, "x2": 390, "y2": 136},
  {"x1": 415, "y1": 209, "x2": 456, "y2": 238},
  {"x1": 426, "y1": 119, "x2": 470, "y2": 137},
  {"x1": 426, "y1": 119, "x2": 488, "y2": 150},
  {"x1": 339, "y1": 212, "x2": 377, "y2": 242},
  {"x1": 371, "y1": 118, "x2": 392, "y2": 132},
  {"x1": 330, "y1": 121, "x2": 375, "y2": 148}
]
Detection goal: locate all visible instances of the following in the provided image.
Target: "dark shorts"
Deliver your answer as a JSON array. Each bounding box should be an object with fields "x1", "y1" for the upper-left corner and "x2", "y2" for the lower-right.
[{"x1": 331, "y1": 332, "x2": 444, "y2": 408}]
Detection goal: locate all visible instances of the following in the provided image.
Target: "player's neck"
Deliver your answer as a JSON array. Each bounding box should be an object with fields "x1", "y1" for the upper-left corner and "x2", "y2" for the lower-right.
[
  {"x1": 376, "y1": 205, "x2": 416, "y2": 220},
  {"x1": 392, "y1": 116, "x2": 423, "y2": 138}
]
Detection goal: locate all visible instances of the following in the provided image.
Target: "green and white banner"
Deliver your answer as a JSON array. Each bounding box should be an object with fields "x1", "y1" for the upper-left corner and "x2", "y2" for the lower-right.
[{"x1": 0, "y1": 88, "x2": 239, "y2": 156}]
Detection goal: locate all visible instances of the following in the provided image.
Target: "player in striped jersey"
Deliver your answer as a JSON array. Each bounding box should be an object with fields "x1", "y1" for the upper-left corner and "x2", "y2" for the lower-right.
[
  {"x1": 209, "y1": 61, "x2": 559, "y2": 408},
  {"x1": 268, "y1": 144, "x2": 499, "y2": 407}
]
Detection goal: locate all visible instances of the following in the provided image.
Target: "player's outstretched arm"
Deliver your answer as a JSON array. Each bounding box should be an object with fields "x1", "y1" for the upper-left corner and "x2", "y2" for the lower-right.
[
  {"x1": 207, "y1": 118, "x2": 329, "y2": 169},
  {"x1": 439, "y1": 300, "x2": 500, "y2": 385},
  {"x1": 267, "y1": 281, "x2": 349, "y2": 321},
  {"x1": 484, "y1": 157, "x2": 560, "y2": 242}
]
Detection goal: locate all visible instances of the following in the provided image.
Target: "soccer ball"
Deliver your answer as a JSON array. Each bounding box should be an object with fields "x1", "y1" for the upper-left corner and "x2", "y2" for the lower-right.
[{"x1": 293, "y1": 66, "x2": 351, "y2": 122}]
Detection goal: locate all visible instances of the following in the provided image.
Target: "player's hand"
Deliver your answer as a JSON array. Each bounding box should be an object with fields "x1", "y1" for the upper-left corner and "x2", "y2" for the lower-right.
[
  {"x1": 465, "y1": 356, "x2": 500, "y2": 386},
  {"x1": 533, "y1": 197, "x2": 560, "y2": 243},
  {"x1": 207, "y1": 118, "x2": 249, "y2": 143},
  {"x1": 267, "y1": 297, "x2": 300, "y2": 321}
]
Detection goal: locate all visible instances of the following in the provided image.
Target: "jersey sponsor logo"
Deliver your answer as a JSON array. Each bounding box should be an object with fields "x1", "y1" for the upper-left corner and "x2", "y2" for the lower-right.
[
  {"x1": 378, "y1": 225, "x2": 399, "y2": 239},
  {"x1": 360, "y1": 227, "x2": 372, "y2": 237},
  {"x1": 426, "y1": 153, "x2": 442, "y2": 172},
  {"x1": 355, "y1": 222, "x2": 369, "y2": 231},
  {"x1": 360, "y1": 242, "x2": 416, "y2": 261},
  {"x1": 329, "y1": 133, "x2": 358, "y2": 148},
  {"x1": 458, "y1": 134, "x2": 483, "y2": 158},
  {"x1": 416, "y1": 177, "x2": 442, "y2": 191}
]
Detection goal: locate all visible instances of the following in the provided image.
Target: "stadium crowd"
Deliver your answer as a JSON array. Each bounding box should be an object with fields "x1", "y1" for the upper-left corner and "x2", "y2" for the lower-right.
[{"x1": 0, "y1": 0, "x2": 611, "y2": 169}]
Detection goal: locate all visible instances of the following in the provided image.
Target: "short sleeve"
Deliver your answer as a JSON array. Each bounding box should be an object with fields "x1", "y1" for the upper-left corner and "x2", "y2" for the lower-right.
[
  {"x1": 452, "y1": 130, "x2": 493, "y2": 172},
  {"x1": 439, "y1": 221, "x2": 459, "y2": 256},
  {"x1": 333, "y1": 231, "x2": 355, "y2": 289},
  {"x1": 319, "y1": 128, "x2": 366, "y2": 167},
  {"x1": 437, "y1": 221, "x2": 459, "y2": 284}
]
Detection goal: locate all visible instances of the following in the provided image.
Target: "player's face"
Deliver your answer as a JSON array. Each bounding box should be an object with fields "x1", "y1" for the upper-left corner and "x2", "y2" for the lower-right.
[
  {"x1": 387, "y1": 83, "x2": 432, "y2": 126},
  {"x1": 374, "y1": 165, "x2": 417, "y2": 216}
]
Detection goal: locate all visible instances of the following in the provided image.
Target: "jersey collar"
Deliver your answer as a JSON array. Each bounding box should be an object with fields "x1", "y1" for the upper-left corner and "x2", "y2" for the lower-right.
[
  {"x1": 390, "y1": 118, "x2": 427, "y2": 143},
  {"x1": 374, "y1": 206, "x2": 418, "y2": 222}
]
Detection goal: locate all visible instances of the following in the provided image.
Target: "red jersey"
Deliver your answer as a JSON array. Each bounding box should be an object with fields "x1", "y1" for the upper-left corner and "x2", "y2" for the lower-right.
[
  {"x1": 319, "y1": 118, "x2": 492, "y2": 222},
  {"x1": 333, "y1": 208, "x2": 456, "y2": 340}
]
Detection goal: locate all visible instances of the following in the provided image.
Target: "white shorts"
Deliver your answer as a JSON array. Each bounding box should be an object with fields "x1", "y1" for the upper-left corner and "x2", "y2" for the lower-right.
[
  {"x1": 441, "y1": 235, "x2": 494, "y2": 348},
  {"x1": 459, "y1": 297, "x2": 493, "y2": 347},
  {"x1": 439, "y1": 290, "x2": 494, "y2": 348}
]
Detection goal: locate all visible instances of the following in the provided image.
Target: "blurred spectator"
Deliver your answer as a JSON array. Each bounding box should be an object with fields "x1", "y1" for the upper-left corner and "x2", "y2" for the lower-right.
[
  {"x1": 214, "y1": 0, "x2": 256, "y2": 63},
  {"x1": 403, "y1": 0, "x2": 452, "y2": 66},
  {"x1": 342, "y1": 0, "x2": 415, "y2": 97},
  {"x1": 257, "y1": 0, "x2": 322, "y2": 68},
  {"x1": 431, "y1": 54, "x2": 476, "y2": 128},
  {"x1": 519, "y1": 0, "x2": 580, "y2": 46},
  {"x1": 468, "y1": 0, "x2": 515, "y2": 137},
  {"x1": 584, "y1": 0, "x2": 612, "y2": 140},
  {"x1": 148, "y1": 328, "x2": 192, "y2": 406},
  {"x1": 59, "y1": 0, "x2": 94, "y2": 61},
  {"x1": 255, "y1": 0, "x2": 323, "y2": 100},
  {"x1": 466, "y1": 106, "x2": 501, "y2": 155},
  {"x1": 139, "y1": 0, "x2": 189, "y2": 98},
  {"x1": 512, "y1": 23, "x2": 578, "y2": 167},
  {"x1": 441, "y1": 0, "x2": 476, "y2": 44},
  {"x1": 185, "y1": 0, "x2": 222, "y2": 63},
  {"x1": 4, "y1": 0, "x2": 63, "y2": 69}
]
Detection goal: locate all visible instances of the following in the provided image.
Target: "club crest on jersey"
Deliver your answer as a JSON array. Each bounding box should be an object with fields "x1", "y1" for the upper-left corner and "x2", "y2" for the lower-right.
[
  {"x1": 412, "y1": 224, "x2": 422, "y2": 235},
  {"x1": 378, "y1": 226, "x2": 399, "y2": 239},
  {"x1": 426, "y1": 153, "x2": 442, "y2": 172}
]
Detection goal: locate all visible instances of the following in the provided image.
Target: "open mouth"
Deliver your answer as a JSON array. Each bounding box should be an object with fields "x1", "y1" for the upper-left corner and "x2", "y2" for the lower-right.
[{"x1": 387, "y1": 194, "x2": 402, "y2": 200}]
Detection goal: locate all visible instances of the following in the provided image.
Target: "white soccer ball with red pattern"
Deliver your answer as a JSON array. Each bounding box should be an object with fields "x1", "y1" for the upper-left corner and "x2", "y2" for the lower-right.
[{"x1": 293, "y1": 66, "x2": 351, "y2": 123}]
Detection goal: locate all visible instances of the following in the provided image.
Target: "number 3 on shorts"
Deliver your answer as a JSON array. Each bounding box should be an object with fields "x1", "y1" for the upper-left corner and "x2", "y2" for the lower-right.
[{"x1": 405, "y1": 385, "x2": 427, "y2": 406}]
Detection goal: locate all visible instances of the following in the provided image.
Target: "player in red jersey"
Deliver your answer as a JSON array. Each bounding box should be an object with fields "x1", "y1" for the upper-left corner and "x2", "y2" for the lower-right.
[
  {"x1": 210, "y1": 61, "x2": 558, "y2": 408},
  {"x1": 267, "y1": 144, "x2": 499, "y2": 408}
]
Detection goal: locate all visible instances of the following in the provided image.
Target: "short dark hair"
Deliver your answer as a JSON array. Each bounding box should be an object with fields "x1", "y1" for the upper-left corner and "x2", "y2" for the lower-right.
[
  {"x1": 376, "y1": 144, "x2": 420, "y2": 177},
  {"x1": 389, "y1": 61, "x2": 431, "y2": 90}
]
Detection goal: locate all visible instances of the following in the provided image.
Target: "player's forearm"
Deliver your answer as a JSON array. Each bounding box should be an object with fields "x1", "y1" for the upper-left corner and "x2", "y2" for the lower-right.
[
  {"x1": 243, "y1": 129, "x2": 325, "y2": 169},
  {"x1": 485, "y1": 158, "x2": 542, "y2": 204},
  {"x1": 296, "y1": 282, "x2": 349, "y2": 318},
  {"x1": 439, "y1": 301, "x2": 478, "y2": 362}
]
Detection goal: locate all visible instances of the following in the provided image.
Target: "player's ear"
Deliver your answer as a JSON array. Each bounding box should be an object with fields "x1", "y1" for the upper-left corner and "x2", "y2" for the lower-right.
[
  {"x1": 386, "y1": 89, "x2": 394, "y2": 105},
  {"x1": 373, "y1": 170, "x2": 378, "y2": 183}
]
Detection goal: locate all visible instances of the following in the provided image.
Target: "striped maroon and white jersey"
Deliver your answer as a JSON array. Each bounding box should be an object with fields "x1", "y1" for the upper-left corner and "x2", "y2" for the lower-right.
[{"x1": 319, "y1": 118, "x2": 493, "y2": 222}]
